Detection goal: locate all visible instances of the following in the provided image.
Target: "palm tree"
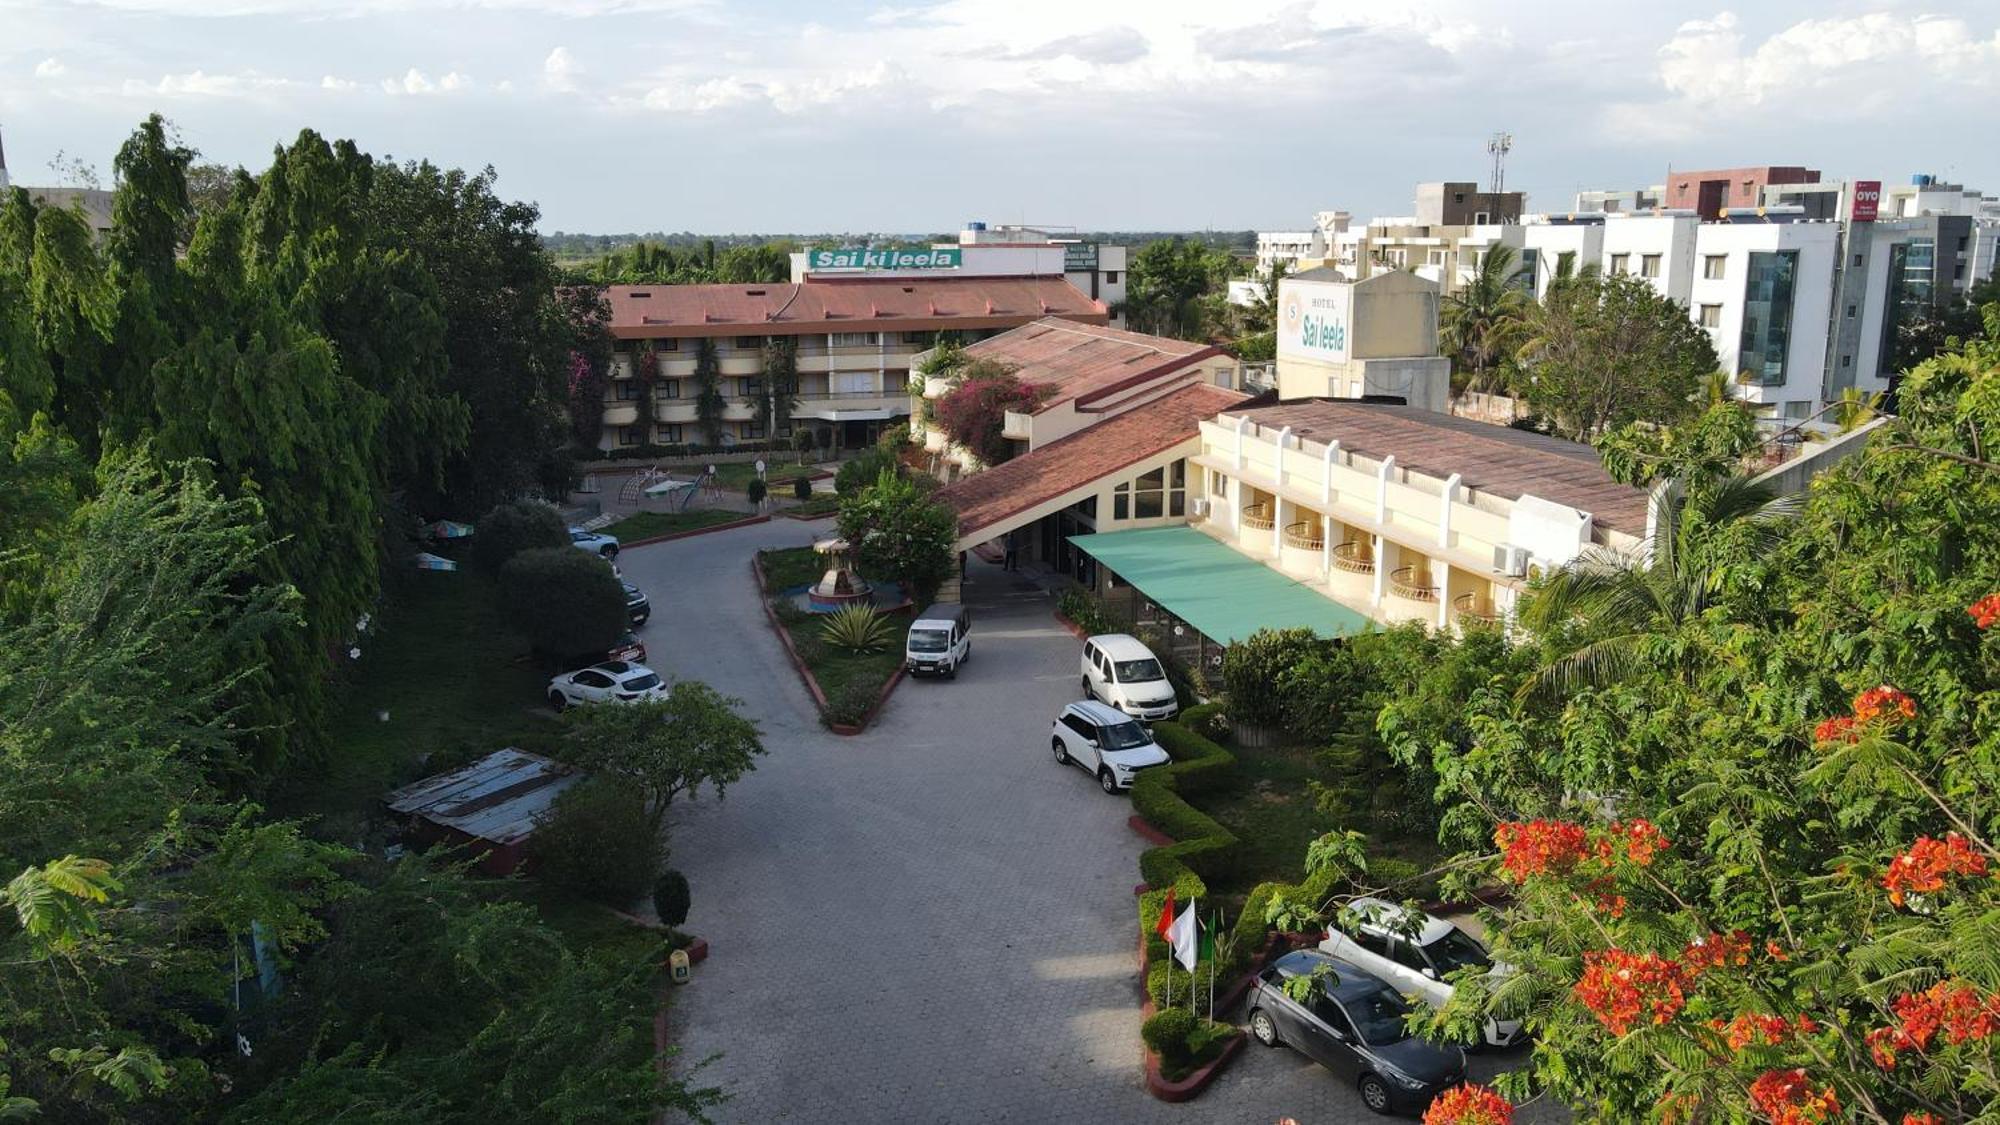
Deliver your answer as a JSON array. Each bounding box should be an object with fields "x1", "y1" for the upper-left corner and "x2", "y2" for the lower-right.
[
  {"x1": 1243, "y1": 258, "x2": 1290, "y2": 335},
  {"x1": 1833, "y1": 387, "x2": 1883, "y2": 433},
  {"x1": 1441, "y1": 245, "x2": 1528, "y2": 394},
  {"x1": 1517, "y1": 474, "x2": 1800, "y2": 698}
]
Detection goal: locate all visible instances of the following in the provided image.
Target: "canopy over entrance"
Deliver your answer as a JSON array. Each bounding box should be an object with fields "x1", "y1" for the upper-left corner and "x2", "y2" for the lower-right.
[{"x1": 1068, "y1": 526, "x2": 1371, "y2": 646}]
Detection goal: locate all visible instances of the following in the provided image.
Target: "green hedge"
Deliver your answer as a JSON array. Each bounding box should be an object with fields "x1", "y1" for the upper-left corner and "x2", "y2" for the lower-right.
[{"x1": 1130, "y1": 713, "x2": 1239, "y2": 889}]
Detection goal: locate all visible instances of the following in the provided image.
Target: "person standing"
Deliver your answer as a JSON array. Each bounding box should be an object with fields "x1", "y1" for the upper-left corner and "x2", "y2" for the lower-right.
[{"x1": 1002, "y1": 530, "x2": 1018, "y2": 572}]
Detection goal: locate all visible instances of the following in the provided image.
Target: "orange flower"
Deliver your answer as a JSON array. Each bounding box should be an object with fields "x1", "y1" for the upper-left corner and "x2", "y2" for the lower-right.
[
  {"x1": 1852, "y1": 684, "x2": 1916, "y2": 723},
  {"x1": 1574, "y1": 949, "x2": 1690, "y2": 1035},
  {"x1": 1903, "y1": 1114, "x2": 1944, "y2": 1125},
  {"x1": 1612, "y1": 819, "x2": 1669, "y2": 865},
  {"x1": 1682, "y1": 930, "x2": 1753, "y2": 973},
  {"x1": 1968, "y1": 593, "x2": 2000, "y2": 629},
  {"x1": 1812, "y1": 715, "x2": 1859, "y2": 744},
  {"x1": 1765, "y1": 940, "x2": 1789, "y2": 962},
  {"x1": 1882, "y1": 834, "x2": 1989, "y2": 907},
  {"x1": 1865, "y1": 1025, "x2": 1919, "y2": 1069},
  {"x1": 1494, "y1": 819, "x2": 1591, "y2": 882},
  {"x1": 1747, "y1": 1069, "x2": 1840, "y2": 1125},
  {"x1": 1422, "y1": 1082, "x2": 1513, "y2": 1125},
  {"x1": 1890, "y1": 981, "x2": 2000, "y2": 1050},
  {"x1": 1720, "y1": 1012, "x2": 1816, "y2": 1051}
]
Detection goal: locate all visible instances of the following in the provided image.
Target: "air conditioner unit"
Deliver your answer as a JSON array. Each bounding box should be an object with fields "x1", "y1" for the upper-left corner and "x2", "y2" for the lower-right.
[
  {"x1": 1190, "y1": 498, "x2": 1210, "y2": 519},
  {"x1": 1493, "y1": 543, "x2": 1531, "y2": 577}
]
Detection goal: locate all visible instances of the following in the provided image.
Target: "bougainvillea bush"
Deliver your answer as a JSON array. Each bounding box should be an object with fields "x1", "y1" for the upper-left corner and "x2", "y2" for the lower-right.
[
  {"x1": 1277, "y1": 310, "x2": 2000, "y2": 1123},
  {"x1": 930, "y1": 359, "x2": 1050, "y2": 466}
]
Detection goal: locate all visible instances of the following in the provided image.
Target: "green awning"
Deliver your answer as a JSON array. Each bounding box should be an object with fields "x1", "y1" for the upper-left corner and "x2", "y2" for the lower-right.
[{"x1": 1068, "y1": 526, "x2": 1373, "y2": 646}]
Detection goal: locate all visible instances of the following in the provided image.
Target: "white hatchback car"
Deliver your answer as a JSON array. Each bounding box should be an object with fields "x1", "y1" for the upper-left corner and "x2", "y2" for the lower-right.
[
  {"x1": 1050, "y1": 700, "x2": 1171, "y2": 794},
  {"x1": 547, "y1": 660, "x2": 666, "y2": 710},
  {"x1": 1317, "y1": 897, "x2": 1525, "y2": 1047},
  {"x1": 1080, "y1": 634, "x2": 1178, "y2": 720}
]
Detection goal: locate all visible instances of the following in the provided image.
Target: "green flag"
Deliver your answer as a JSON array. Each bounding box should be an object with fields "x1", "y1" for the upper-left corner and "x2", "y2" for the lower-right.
[{"x1": 1197, "y1": 909, "x2": 1216, "y2": 963}]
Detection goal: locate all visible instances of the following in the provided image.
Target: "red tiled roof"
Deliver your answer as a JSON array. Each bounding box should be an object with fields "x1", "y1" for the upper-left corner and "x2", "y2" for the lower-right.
[
  {"x1": 1224, "y1": 400, "x2": 1653, "y2": 534},
  {"x1": 961, "y1": 318, "x2": 1223, "y2": 414},
  {"x1": 936, "y1": 383, "x2": 1249, "y2": 540},
  {"x1": 604, "y1": 278, "x2": 1108, "y2": 338}
]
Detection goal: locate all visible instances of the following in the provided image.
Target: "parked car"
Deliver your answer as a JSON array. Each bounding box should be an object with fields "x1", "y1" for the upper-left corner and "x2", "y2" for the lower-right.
[
  {"x1": 1080, "y1": 634, "x2": 1178, "y2": 720},
  {"x1": 569, "y1": 526, "x2": 620, "y2": 559},
  {"x1": 561, "y1": 630, "x2": 645, "y2": 669},
  {"x1": 1247, "y1": 949, "x2": 1468, "y2": 1116},
  {"x1": 905, "y1": 603, "x2": 970, "y2": 678},
  {"x1": 623, "y1": 582, "x2": 651, "y2": 627},
  {"x1": 546, "y1": 660, "x2": 665, "y2": 710},
  {"x1": 1319, "y1": 897, "x2": 1524, "y2": 1048},
  {"x1": 1049, "y1": 700, "x2": 1170, "y2": 794}
]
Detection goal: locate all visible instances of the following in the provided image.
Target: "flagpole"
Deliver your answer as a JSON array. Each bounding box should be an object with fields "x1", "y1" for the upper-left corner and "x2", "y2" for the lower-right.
[
  {"x1": 1189, "y1": 897, "x2": 1198, "y2": 1016},
  {"x1": 1207, "y1": 907, "x2": 1217, "y2": 1021}
]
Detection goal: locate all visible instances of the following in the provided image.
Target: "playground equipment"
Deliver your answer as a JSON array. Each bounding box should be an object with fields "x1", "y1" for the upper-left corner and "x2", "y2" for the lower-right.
[{"x1": 622, "y1": 464, "x2": 719, "y2": 511}]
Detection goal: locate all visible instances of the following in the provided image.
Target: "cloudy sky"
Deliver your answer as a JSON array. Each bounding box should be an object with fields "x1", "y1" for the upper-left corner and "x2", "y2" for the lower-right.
[{"x1": 3, "y1": 0, "x2": 1998, "y2": 234}]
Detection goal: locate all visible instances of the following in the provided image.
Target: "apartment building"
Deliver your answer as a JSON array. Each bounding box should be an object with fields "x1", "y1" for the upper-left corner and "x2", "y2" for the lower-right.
[
  {"x1": 1665, "y1": 165, "x2": 1820, "y2": 220},
  {"x1": 598, "y1": 277, "x2": 1107, "y2": 452},
  {"x1": 1330, "y1": 182, "x2": 1526, "y2": 295},
  {"x1": 1254, "y1": 211, "x2": 1353, "y2": 273}
]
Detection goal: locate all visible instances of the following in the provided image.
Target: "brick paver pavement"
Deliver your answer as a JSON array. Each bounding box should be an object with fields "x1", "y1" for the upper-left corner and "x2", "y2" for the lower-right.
[{"x1": 619, "y1": 520, "x2": 1567, "y2": 1124}]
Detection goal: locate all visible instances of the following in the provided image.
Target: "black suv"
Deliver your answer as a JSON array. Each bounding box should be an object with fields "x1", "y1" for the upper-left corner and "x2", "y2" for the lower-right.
[
  {"x1": 623, "y1": 582, "x2": 651, "y2": 627},
  {"x1": 1246, "y1": 950, "x2": 1466, "y2": 1116}
]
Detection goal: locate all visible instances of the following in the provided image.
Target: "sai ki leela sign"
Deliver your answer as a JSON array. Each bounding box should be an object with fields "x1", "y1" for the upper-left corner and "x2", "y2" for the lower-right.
[
  {"x1": 1276, "y1": 277, "x2": 1351, "y2": 363},
  {"x1": 808, "y1": 247, "x2": 962, "y2": 271}
]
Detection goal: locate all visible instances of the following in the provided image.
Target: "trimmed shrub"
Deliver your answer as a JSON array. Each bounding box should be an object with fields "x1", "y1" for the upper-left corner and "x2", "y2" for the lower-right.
[
  {"x1": 1140, "y1": 1008, "x2": 1233, "y2": 1081},
  {"x1": 527, "y1": 777, "x2": 661, "y2": 908},
  {"x1": 792, "y1": 477, "x2": 813, "y2": 501},
  {"x1": 822, "y1": 680, "x2": 878, "y2": 727},
  {"x1": 834, "y1": 447, "x2": 897, "y2": 496},
  {"x1": 746, "y1": 478, "x2": 768, "y2": 506},
  {"x1": 1181, "y1": 702, "x2": 1231, "y2": 743},
  {"x1": 501, "y1": 547, "x2": 628, "y2": 657},
  {"x1": 652, "y1": 870, "x2": 691, "y2": 928},
  {"x1": 473, "y1": 500, "x2": 569, "y2": 572},
  {"x1": 1131, "y1": 720, "x2": 1240, "y2": 889},
  {"x1": 1221, "y1": 627, "x2": 1332, "y2": 731}
]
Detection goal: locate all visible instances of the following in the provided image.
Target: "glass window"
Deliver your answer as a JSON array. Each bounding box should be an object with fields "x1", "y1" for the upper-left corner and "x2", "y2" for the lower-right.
[
  {"x1": 1879, "y1": 238, "x2": 1938, "y2": 373},
  {"x1": 1135, "y1": 490, "x2": 1163, "y2": 519},
  {"x1": 621, "y1": 672, "x2": 662, "y2": 692},
  {"x1": 1703, "y1": 254, "x2": 1727, "y2": 280},
  {"x1": 575, "y1": 670, "x2": 612, "y2": 688},
  {"x1": 1738, "y1": 250, "x2": 1800, "y2": 387},
  {"x1": 1098, "y1": 720, "x2": 1151, "y2": 751},
  {"x1": 1423, "y1": 929, "x2": 1493, "y2": 976},
  {"x1": 1112, "y1": 658, "x2": 1164, "y2": 683},
  {"x1": 659, "y1": 337, "x2": 679, "y2": 351},
  {"x1": 1353, "y1": 929, "x2": 1391, "y2": 958},
  {"x1": 735, "y1": 335, "x2": 763, "y2": 350},
  {"x1": 614, "y1": 381, "x2": 641, "y2": 401},
  {"x1": 1389, "y1": 938, "x2": 1430, "y2": 974},
  {"x1": 1698, "y1": 304, "x2": 1721, "y2": 329},
  {"x1": 617, "y1": 426, "x2": 643, "y2": 447},
  {"x1": 1113, "y1": 491, "x2": 1129, "y2": 520},
  {"x1": 831, "y1": 331, "x2": 877, "y2": 348},
  {"x1": 1310, "y1": 993, "x2": 1352, "y2": 1032},
  {"x1": 1640, "y1": 254, "x2": 1661, "y2": 278},
  {"x1": 657, "y1": 424, "x2": 684, "y2": 444},
  {"x1": 1105, "y1": 271, "x2": 1120, "y2": 283},
  {"x1": 1337, "y1": 983, "x2": 1416, "y2": 1046},
  {"x1": 1608, "y1": 253, "x2": 1629, "y2": 274},
  {"x1": 658, "y1": 378, "x2": 681, "y2": 399},
  {"x1": 742, "y1": 420, "x2": 765, "y2": 439},
  {"x1": 908, "y1": 629, "x2": 950, "y2": 653}
]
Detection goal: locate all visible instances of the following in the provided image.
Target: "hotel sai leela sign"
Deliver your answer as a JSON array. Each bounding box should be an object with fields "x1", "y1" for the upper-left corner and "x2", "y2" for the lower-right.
[
  {"x1": 1276, "y1": 276, "x2": 1352, "y2": 363},
  {"x1": 807, "y1": 248, "x2": 962, "y2": 270}
]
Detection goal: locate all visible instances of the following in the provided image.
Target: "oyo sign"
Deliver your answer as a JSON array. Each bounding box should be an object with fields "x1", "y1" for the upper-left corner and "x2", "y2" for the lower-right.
[
  {"x1": 1851, "y1": 181, "x2": 1882, "y2": 223},
  {"x1": 807, "y1": 247, "x2": 962, "y2": 271}
]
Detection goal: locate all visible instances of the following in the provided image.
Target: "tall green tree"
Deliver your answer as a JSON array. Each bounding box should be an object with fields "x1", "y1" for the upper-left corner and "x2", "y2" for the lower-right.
[
  {"x1": 756, "y1": 336, "x2": 799, "y2": 438},
  {"x1": 1516, "y1": 271, "x2": 1718, "y2": 440},
  {"x1": 693, "y1": 336, "x2": 726, "y2": 446},
  {"x1": 1441, "y1": 244, "x2": 1528, "y2": 395},
  {"x1": 561, "y1": 682, "x2": 767, "y2": 835},
  {"x1": 1125, "y1": 237, "x2": 1234, "y2": 340},
  {"x1": 836, "y1": 467, "x2": 957, "y2": 605}
]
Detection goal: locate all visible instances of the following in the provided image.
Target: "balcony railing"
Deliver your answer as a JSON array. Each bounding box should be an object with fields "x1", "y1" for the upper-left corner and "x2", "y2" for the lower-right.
[
  {"x1": 1330, "y1": 540, "x2": 1375, "y2": 574},
  {"x1": 1389, "y1": 566, "x2": 1437, "y2": 602},
  {"x1": 1283, "y1": 521, "x2": 1324, "y2": 550},
  {"x1": 1453, "y1": 592, "x2": 1502, "y2": 624},
  {"x1": 1240, "y1": 503, "x2": 1275, "y2": 532}
]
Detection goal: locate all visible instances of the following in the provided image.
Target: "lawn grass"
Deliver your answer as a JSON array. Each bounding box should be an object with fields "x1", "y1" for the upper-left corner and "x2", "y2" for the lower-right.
[
  {"x1": 283, "y1": 569, "x2": 561, "y2": 837},
  {"x1": 708, "y1": 460, "x2": 818, "y2": 493},
  {"x1": 602, "y1": 507, "x2": 754, "y2": 542},
  {"x1": 758, "y1": 546, "x2": 908, "y2": 718},
  {"x1": 1200, "y1": 740, "x2": 1337, "y2": 892}
]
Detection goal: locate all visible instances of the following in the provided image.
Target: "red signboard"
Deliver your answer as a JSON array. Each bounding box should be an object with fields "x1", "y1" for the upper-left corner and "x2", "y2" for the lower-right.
[{"x1": 1851, "y1": 180, "x2": 1882, "y2": 223}]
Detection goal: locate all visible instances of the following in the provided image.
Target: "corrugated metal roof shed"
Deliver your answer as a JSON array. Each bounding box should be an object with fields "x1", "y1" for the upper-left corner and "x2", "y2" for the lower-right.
[{"x1": 384, "y1": 748, "x2": 580, "y2": 847}]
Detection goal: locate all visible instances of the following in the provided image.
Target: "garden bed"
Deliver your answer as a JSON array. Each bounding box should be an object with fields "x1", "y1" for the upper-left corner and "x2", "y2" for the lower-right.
[
  {"x1": 754, "y1": 547, "x2": 910, "y2": 733},
  {"x1": 602, "y1": 508, "x2": 765, "y2": 543}
]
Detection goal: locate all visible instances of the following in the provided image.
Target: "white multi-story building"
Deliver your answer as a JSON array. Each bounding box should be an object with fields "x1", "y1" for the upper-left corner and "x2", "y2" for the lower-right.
[
  {"x1": 791, "y1": 223, "x2": 1127, "y2": 321},
  {"x1": 1254, "y1": 210, "x2": 1352, "y2": 274}
]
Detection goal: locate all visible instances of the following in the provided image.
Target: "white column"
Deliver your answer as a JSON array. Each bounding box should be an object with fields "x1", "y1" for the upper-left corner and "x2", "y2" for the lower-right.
[
  {"x1": 1233, "y1": 415, "x2": 1248, "y2": 471},
  {"x1": 1274, "y1": 426, "x2": 1292, "y2": 491},
  {"x1": 1371, "y1": 534, "x2": 1387, "y2": 605},
  {"x1": 1320, "y1": 513, "x2": 1332, "y2": 577},
  {"x1": 1230, "y1": 477, "x2": 1241, "y2": 538},
  {"x1": 1437, "y1": 472, "x2": 1462, "y2": 549},
  {"x1": 1272, "y1": 495, "x2": 1284, "y2": 556},
  {"x1": 1375, "y1": 455, "x2": 1396, "y2": 524},
  {"x1": 1436, "y1": 563, "x2": 1452, "y2": 630},
  {"x1": 1321, "y1": 440, "x2": 1340, "y2": 505}
]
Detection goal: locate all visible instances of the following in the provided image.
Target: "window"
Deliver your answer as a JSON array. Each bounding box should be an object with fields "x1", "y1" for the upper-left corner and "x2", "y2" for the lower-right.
[
  {"x1": 734, "y1": 335, "x2": 763, "y2": 350},
  {"x1": 574, "y1": 670, "x2": 613, "y2": 689},
  {"x1": 1841, "y1": 355, "x2": 1852, "y2": 368},
  {"x1": 1388, "y1": 938, "x2": 1431, "y2": 975},
  {"x1": 1113, "y1": 459, "x2": 1187, "y2": 521},
  {"x1": 1703, "y1": 254, "x2": 1726, "y2": 280},
  {"x1": 742, "y1": 377, "x2": 763, "y2": 398},
  {"x1": 1854, "y1": 254, "x2": 1865, "y2": 267},
  {"x1": 1608, "y1": 253, "x2": 1629, "y2": 274},
  {"x1": 1309, "y1": 993, "x2": 1352, "y2": 1033},
  {"x1": 1105, "y1": 271, "x2": 1120, "y2": 283},
  {"x1": 1426, "y1": 249, "x2": 1445, "y2": 267},
  {"x1": 831, "y1": 331, "x2": 877, "y2": 348},
  {"x1": 1738, "y1": 250, "x2": 1801, "y2": 387},
  {"x1": 741, "y1": 420, "x2": 765, "y2": 440},
  {"x1": 1353, "y1": 930, "x2": 1391, "y2": 958},
  {"x1": 614, "y1": 381, "x2": 641, "y2": 401},
  {"x1": 1112, "y1": 658, "x2": 1164, "y2": 684},
  {"x1": 1640, "y1": 254, "x2": 1661, "y2": 278},
  {"x1": 901, "y1": 331, "x2": 936, "y2": 346},
  {"x1": 656, "y1": 424, "x2": 684, "y2": 444},
  {"x1": 1846, "y1": 304, "x2": 1857, "y2": 319},
  {"x1": 616, "y1": 425, "x2": 643, "y2": 447},
  {"x1": 659, "y1": 338, "x2": 680, "y2": 351},
  {"x1": 1698, "y1": 304, "x2": 1722, "y2": 329}
]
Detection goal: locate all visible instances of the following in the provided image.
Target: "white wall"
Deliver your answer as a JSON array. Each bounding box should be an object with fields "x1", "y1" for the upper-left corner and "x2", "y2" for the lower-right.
[
  {"x1": 1600, "y1": 214, "x2": 1697, "y2": 305},
  {"x1": 1690, "y1": 223, "x2": 1839, "y2": 413}
]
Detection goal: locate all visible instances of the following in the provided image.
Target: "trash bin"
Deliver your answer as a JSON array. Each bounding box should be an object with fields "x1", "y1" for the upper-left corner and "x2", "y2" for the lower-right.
[{"x1": 668, "y1": 947, "x2": 691, "y2": 986}]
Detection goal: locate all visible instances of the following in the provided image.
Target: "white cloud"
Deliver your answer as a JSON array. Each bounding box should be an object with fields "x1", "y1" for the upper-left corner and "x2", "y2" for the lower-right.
[
  {"x1": 121, "y1": 69, "x2": 296, "y2": 98},
  {"x1": 35, "y1": 57, "x2": 67, "y2": 79},
  {"x1": 382, "y1": 68, "x2": 473, "y2": 95},
  {"x1": 320, "y1": 75, "x2": 360, "y2": 92},
  {"x1": 543, "y1": 46, "x2": 580, "y2": 92}
]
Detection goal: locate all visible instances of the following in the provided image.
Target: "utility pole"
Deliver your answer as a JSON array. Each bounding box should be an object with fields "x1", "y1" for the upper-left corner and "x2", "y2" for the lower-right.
[{"x1": 1486, "y1": 131, "x2": 1512, "y2": 196}]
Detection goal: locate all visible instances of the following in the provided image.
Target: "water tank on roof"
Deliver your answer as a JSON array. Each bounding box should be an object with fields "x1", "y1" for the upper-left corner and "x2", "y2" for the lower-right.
[
  {"x1": 967, "y1": 221, "x2": 987, "y2": 232},
  {"x1": 1912, "y1": 174, "x2": 1935, "y2": 187}
]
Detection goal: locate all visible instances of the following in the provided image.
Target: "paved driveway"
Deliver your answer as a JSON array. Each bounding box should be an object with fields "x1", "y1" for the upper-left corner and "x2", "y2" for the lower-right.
[{"x1": 619, "y1": 520, "x2": 1565, "y2": 1124}]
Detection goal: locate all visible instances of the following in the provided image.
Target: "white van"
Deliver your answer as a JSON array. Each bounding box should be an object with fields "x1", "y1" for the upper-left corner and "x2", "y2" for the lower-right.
[
  {"x1": 1080, "y1": 634, "x2": 1178, "y2": 720},
  {"x1": 905, "y1": 603, "x2": 971, "y2": 678}
]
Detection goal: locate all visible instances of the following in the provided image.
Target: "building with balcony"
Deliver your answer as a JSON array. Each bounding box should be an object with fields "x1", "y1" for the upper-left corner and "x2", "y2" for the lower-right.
[
  {"x1": 789, "y1": 222, "x2": 1127, "y2": 322},
  {"x1": 914, "y1": 318, "x2": 1238, "y2": 472},
  {"x1": 597, "y1": 276, "x2": 1107, "y2": 452}
]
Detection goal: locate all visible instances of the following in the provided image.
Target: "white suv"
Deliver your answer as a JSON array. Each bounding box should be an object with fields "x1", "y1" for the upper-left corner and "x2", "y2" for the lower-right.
[
  {"x1": 1317, "y1": 897, "x2": 1524, "y2": 1047},
  {"x1": 1050, "y1": 700, "x2": 1170, "y2": 794},
  {"x1": 1080, "y1": 634, "x2": 1178, "y2": 720},
  {"x1": 546, "y1": 660, "x2": 666, "y2": 710}
]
